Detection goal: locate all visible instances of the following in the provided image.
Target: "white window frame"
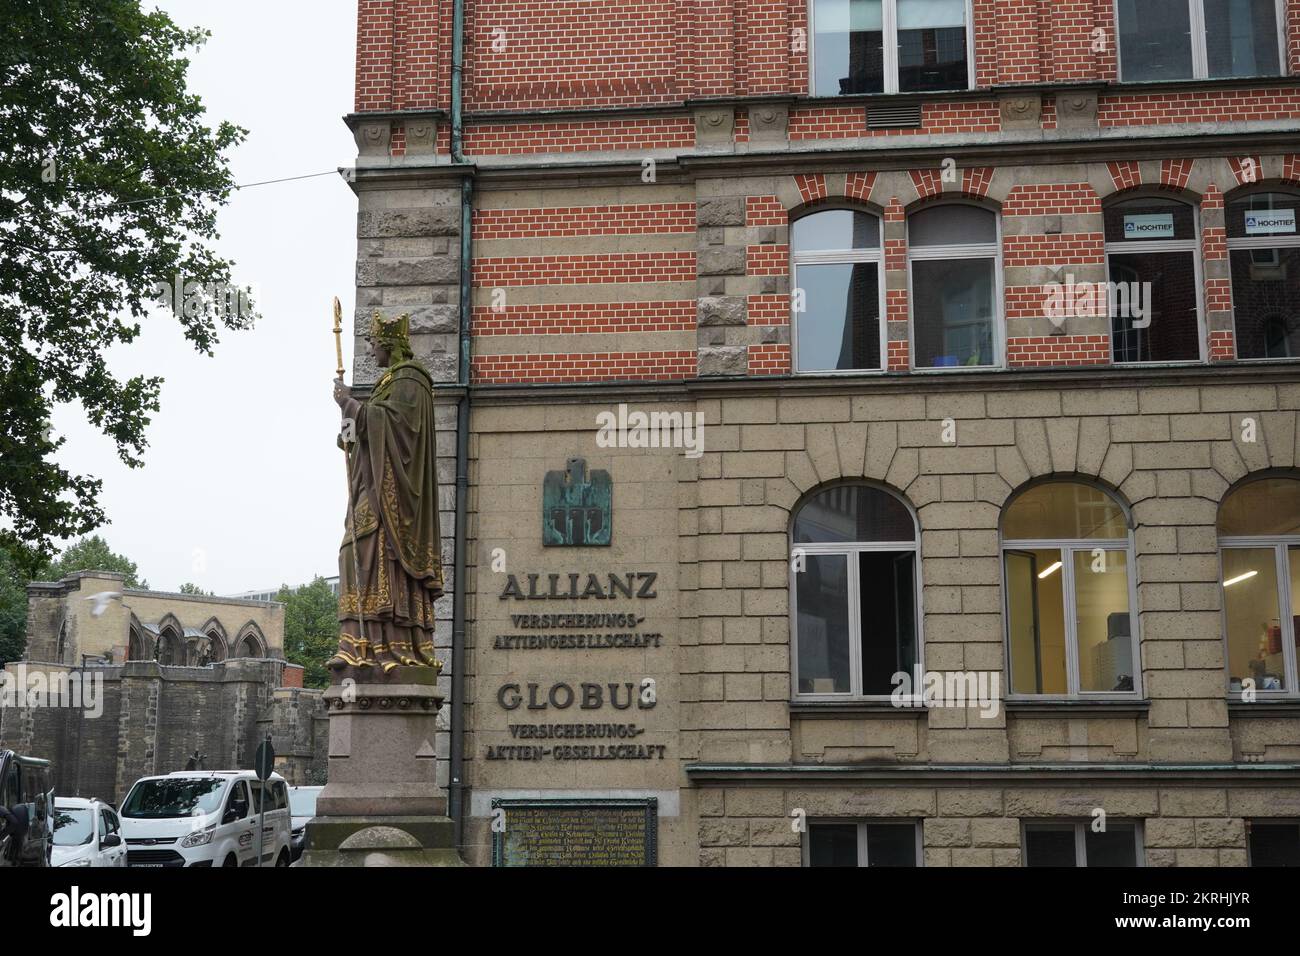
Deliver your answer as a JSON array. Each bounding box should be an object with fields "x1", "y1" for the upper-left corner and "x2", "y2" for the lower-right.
[
  {"x1": 1104, "y1": 198, "x2": 1207, "y2": 366},
  {"x1": 1224, "y1": 190, "x2": 1300, "y2": 362},
  {"x1": 1022, "y1": 820, "x2": 1146, "y2": 867},
  {"x1": 808, "y1": 0, "x2": 976, "y2": 96},
  {"x1": 1218, "y1": 535, "x2": 1300, "y2": 699},
  {"x1": 907, "y1": 201, "x2": 1005, "y2": 371},
  {"x1": 1001, "y1": 484, "x2": 1141, "y2": 700},
  {"x1": 802, "y1": 819, "x2": 924, "y2": 866},
  {"x1": 789, "y1": 485, "x2": 923, "y2": 700},
  {"x1": 1114, "y1": 0, "x2": 1287, "y2": 82},
  {"x1": 791, "y1": 208, "x2": 888, "y2": 374}
]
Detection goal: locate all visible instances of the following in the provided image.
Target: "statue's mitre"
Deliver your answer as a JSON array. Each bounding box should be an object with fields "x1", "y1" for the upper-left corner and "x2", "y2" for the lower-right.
[{"x1": 369, "y1": 310, "x2": 410, "y2": 344}]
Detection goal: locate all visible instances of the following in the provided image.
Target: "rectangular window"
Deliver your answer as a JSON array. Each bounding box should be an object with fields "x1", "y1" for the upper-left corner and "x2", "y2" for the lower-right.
[
  {"x1": 794, "y1": 549, "x2": 919, "y2": 696},
  {"x1": 812, "y1": 0, "x2": 970, "y2": 96},
  {"x1": 795, "y1": 262, "x2": 882, "y2": 371},
  {"x1": 1117, "y1": 0, "x2": 1282, "y2": 81},
  {"x1": 1024, "y1": 821, "x2": 1142, "y2": 866},
  {"x1": 1004, "y1": 548, "x2": 1136, "y2": 696},
  {"x1": 1226, "y1": 192, "x2": 1300, "y2": 359},
  {"x1": 911, "y1": 258, "x2": 996, "y2": 368},
  {"x1": 807, "y1": 821, "x2": 920, "y2": 866},
  {"x1": 1221, "y1": 544, "x2": 1299, "y2": 695},
  {"x1": 1248, "y1": 821, "x2": 1300, "y2": 865},
  {"x1": 1105, "y1": 199, "x2": 1203, "y2": 364}
]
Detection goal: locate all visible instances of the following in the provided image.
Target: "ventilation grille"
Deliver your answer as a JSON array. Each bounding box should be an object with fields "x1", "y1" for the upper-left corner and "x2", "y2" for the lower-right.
[{"x1": 867, "y1": 104, "x2": 923, "y2": 129}]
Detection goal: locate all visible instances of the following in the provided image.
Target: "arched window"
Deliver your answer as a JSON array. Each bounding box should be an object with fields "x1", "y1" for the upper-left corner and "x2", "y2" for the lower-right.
[
  {"x1": 157, "y1": 627, "x2": 181, "y2": 665},
  {"x1": 908, "y1": 203, "x2": 1000, "y2": 369},
  {"x1": 127, "y1": 626, "x2": 145, "y2": 662},
  {"x1": 1225, "y1": 190, "x2": 1300, "y2": 360},
  {"x1": 1103, "y1": 195, "x2": 1203, "y2": 363},
  {"x1": 792, "y1": 209, "x2": 885, "y2": 373},
  {"x1": 791, "y1": 483, "x2": 920, "y2": 698},
  {"x1": 1217, "y1": 476, "x2": 1300, "y2": 696},
  {"x1": 1002, "y1": 481, "x2": 1137, "y2": 697},
  {"x1": 234, "y1": 623, "x2": 267, "y2": 658}
]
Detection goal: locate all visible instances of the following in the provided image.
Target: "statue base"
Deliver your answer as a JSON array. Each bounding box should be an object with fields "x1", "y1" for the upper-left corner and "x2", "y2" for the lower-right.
[{"x1": 298, "y1": 666, "x2": 464, "y2": 866}]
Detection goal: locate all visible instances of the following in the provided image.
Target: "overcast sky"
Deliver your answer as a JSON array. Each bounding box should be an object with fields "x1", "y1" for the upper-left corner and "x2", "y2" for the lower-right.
[{"x1": 49, "y1": 0, "x2": 359, "y2": 594}]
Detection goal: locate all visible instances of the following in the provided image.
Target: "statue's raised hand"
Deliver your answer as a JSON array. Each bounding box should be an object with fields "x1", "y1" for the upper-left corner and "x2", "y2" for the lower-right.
[{"x1": 333, "y1": 378, "x2": 351, "y2": 408}]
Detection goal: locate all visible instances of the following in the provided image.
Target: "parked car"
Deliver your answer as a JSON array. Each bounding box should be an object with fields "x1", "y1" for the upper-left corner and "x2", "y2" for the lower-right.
[
  {"x1": 0, "y1": 749, "x2": 53, "y2": 867},
  {"x1": 119, "y1": 770, "x2": 292, "y2": 868},
  {"x1": 287, "y1": 785, "x2": 322, "y2": 862},
  {"x1": 51, "y1": 797, "x2": 127, "y2": 867}
]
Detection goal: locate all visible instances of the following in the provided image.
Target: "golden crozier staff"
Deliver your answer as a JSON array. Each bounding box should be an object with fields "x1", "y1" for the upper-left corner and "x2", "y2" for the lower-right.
[{"x1": 333, "y1": 296, "x2": 371, "y2": 665}]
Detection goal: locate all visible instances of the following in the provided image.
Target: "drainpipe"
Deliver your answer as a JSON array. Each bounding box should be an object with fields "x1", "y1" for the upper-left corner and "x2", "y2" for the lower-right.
[{"x1": 447, "y1": 0, "x2": 471, "y2": 853}]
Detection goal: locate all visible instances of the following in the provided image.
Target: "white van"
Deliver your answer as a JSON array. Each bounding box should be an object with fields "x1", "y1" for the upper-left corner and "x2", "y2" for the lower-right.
[
  {"x1": 51, "y1": 797, "x2": 127, "y2": 867},
  {"x1": 119, "y1": 771, "x2": 292, "y2": 868}
]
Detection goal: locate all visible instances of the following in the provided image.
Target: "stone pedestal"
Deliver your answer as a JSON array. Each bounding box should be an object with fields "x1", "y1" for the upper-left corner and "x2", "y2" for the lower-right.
[{"x1": 299, "y1": 666, "x2": 464, "y2": 866}]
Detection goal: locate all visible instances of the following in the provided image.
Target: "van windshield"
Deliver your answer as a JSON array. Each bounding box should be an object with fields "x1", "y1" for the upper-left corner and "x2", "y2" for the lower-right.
[
  {"x1": 120, "y1": 779, "x2": 226, "y2": 819},
  {"x1": 53, "y1": 808, "x2": 94, "y2": 845}
]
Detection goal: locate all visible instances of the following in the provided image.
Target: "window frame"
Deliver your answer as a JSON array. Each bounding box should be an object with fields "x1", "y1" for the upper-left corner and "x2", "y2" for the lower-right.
[
  {"x1": 808, "y1": 0, "x2": 976, "y2": 97},
  {"x1": 1000, "y1": 480, "x2": 1142, "y2": 700},
  {"x1": 1217, "y1": 478, "x2": 1300, "y2": 699},
  {"x1": 1223, "y1": 188, "x2": 1300, "y2": 362},
  {"x1": 802, "y1": 819, "x2": 925, "y2": 866},
  {"x1": 906, "y1": 200, "x2": 1005, "y2": 372},
  {"x1": 1114, "y1": 0, "x2": 1287, "y2": 82},
  {"x1": 791, "y1": 207, "x2": 888, "y2": 375},
  {"x1": 789, "y1": 482, "x2": 924, "y2": 701},
  {"x1": 1021, "y1": 819, "x2": 1146, "y2": 867},
  {"x1": 1103, "y1": 195, "x2": 1207, "y2": 366},
  {"x1": 1246, "y1": 818, "x2": 1300, "y2": 865}
]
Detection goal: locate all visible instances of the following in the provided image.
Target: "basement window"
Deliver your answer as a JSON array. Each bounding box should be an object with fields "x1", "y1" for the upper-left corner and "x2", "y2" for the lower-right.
[
  {"x1": 1116, "y1": 0, "x2": 1283, "y2": 81},
  {"x1": 806, "y1": 821, "x2": 921, "y2": 866},
  {"x1": 810, "y1": 0, "x2": 972, "y2": 96},
  {"x1": 1024, "y1": 821, "x2": 1143, "y2": 866},
  {"x1": 1247, "y1": 821, "x2": 1300, "y2": 865}
]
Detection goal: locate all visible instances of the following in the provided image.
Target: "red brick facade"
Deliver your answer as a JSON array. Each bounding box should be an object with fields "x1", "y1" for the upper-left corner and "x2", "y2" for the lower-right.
[{"x1": 354, "y1": 0, "x2": 1300, "y2": 384}]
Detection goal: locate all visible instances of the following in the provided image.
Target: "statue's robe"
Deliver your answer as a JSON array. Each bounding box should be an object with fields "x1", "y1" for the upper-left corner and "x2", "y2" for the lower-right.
[{"x1": 335, "y1": 359, "x2": 444, "y2": 670}]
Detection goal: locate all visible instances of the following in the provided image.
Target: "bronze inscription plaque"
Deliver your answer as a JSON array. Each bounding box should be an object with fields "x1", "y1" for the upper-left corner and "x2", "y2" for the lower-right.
[{"x1": 491, "y1": 798, "x2": 658, "y2": 867}]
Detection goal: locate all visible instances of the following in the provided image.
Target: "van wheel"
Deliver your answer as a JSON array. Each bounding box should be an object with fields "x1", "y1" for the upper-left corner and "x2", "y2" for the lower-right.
[
  {"x1": 275, "y1": 849, "x2": 290, "y2": 868},
  {"x1": 223, "y1": 854, "x2": 238, "y2": 868}
]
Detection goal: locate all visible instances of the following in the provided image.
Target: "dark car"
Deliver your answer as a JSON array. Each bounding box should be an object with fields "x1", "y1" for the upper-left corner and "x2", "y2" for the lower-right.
[{"x1": 0, "y1": 749, "x2": 54, "y2": 867}]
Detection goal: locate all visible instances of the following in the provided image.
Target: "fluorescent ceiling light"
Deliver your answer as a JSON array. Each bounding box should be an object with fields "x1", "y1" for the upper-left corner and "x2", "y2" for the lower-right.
[
  {"x1": 1223, "y1": 570, "x2": 1258, "y2": 587},
  {"x1": 1037, "y1": 561, "x2": 1062, "y2": 579}
]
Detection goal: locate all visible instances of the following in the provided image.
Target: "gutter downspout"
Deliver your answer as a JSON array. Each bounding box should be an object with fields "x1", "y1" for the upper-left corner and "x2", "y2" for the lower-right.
[{"x1": 448, "y1": 0, "x2": 471, "y2": 855}]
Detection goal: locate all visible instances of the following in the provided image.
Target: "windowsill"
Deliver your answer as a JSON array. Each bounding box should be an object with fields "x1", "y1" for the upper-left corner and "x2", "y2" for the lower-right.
[
  {"x1": 792, "y1": 74, "x2": 1300, "y2": 109},
  {"x1": 789, "y1": 698, "x2": 928, "y2": 718},
  {"x1": 1004, "y1": 698, "x2": 1150, "y2": 718},
  {"x1": 1228, "y1": 699, "x2": 1300, "y2": 716}
]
